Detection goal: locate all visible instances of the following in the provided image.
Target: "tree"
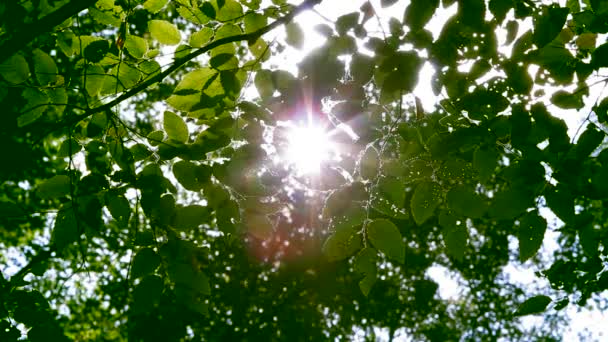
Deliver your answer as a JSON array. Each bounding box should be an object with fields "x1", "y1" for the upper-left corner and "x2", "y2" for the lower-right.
[{"x1": 1, "y1": 0, "x2": 607, "y2": 340}]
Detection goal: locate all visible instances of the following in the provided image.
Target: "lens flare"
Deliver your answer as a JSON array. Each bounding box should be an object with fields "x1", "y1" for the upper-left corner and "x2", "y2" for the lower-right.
[{"x1": 284, "y1": 122, "x2": 336, "y2": 174}]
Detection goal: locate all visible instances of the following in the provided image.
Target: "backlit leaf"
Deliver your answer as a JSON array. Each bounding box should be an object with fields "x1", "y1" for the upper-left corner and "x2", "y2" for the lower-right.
[
  {"x1": 244, "y1": 12, "x2": 267, "y2": 33},
  {"x1": 189, "y1": 28, "x2": 214, "y2": 48},
  {"x1": 0, "y1": 54, "x2": 29, "y2": 84},
  {"x1": 439, "y1": 211, "x2": 468, "y2": 261},
  {"x1": 33, "y1": 49, "x2": 57, "y2": 85},
  {"x1": 163, "y1": 111, "x2": 189, "y2": 143},
  {"x1": 106, "y1": 191, "x2": 131, "y2": 227},
  {"x1": 354, "y1": 248, "x2": 377, "y2": 296},
  {"x1": 149, "y1": 20, "x2": 181, "y2": 45},
  {"x1": 359, "y1": 145, "x2": 379, "y2": 180},
  {"x1": 143, "y1": 0, "x2": 168, "y2": 13},
  {"x1": 322, "y1": 227, "x2": 362, "y2": 262},
  {"x1": 18, "y1": 88, "x2": 49, "y2": 127},
  {"x1": 411, "y1": 181, "x2": 442, "y2": 225},
  {"x1": 38, "y1": 175, "x2": 71, "y2": 199},
  {"x1": 173, "y1": 160, "x2": 211, "y2": 191},
  {"x1": 84, "y1": 64, "x2": 106, "y2": 97},
  {"x1": 366, "y1": 219, "x2": 404, "y2": 263},
  {"x1": 285, "y1": 22, "x2": 304, "y2": 49},
  {"x1": 254, "y1": 69, "x2": 274, "y2": 98},
  {"x1": 125, "y1": 35, "x2": 148, "y2": 59}
]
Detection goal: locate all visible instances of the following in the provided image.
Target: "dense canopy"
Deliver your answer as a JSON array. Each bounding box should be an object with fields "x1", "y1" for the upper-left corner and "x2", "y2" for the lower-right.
[{"x1": 1, "y1": 0, "x2": 608, "y2": 340}]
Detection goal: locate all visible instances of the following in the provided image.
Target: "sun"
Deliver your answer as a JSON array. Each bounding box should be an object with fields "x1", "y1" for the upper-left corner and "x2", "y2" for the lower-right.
[{"x1": 283, "y1": 121, "x2": 337, "y2": 175}]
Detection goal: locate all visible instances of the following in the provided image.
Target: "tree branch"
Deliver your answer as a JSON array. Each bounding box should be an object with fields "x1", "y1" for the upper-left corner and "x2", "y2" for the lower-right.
[
  {"x1": 53, "y1": 0, "x2": 323, "y2": 132},
  {"x1": 0, "y1": 0, "x2": 98, "y2": 64}
]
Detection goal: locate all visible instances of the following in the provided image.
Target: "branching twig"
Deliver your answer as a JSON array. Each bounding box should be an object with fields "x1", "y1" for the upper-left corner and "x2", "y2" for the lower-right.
[
  {"x1": 48, "y1": 0, "x2": 323, "y2": 136},
  {"x1": 0, "y1": 0, "x2": 98, "y2": 64}
]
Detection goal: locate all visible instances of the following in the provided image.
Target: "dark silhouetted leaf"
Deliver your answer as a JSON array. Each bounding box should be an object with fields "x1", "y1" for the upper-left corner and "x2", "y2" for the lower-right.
[
  {"x1": 515, "y1": 295, "x2": 551, "y2": 316},
  {"x1": 518, "y1": 212, "x2": 546, "y2": 262}
]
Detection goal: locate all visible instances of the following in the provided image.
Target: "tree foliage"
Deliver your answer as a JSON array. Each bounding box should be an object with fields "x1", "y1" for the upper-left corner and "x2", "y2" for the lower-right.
[{"x1": 1, "y1": 0, "x2": 608, "y2": 340}]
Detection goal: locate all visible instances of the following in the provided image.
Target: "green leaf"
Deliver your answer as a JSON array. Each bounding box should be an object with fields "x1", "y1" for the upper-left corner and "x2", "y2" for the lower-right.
[
  {"x1": 106, "y1": 192, "x2": 131, "y2": 227},
  {"x1": 143, "y1": 0, "x2": 168, "y2": 13},
  {"x1": 131, "y1": 248, "x2": 161, "y2": 279},
  {"x1": 87, "y1": 111, "x2": 108, "y2": 138},
  {"x1": 473, "y1": 147, "x2": 499, "y2": 182},
  {"x1": 446, "y1": 185, "x2": 487, "y2": 219},
  {"x1": 220, "y1": 70, "x2": 240, "y2": 96},
  {"x1": 210, "y1": 53, "x2": 234, "y2": 69},
  {"x1": 505, "y1": 20, "x2": 518, "y2": 45},
  {"x1": 489, "y1": 0, "x2": 514, "y2": 23},
  {"x1": 57, "y1": 138, "x2": 81, "y2": 158},
  {"x1": 83, "y1": 40, "x2": 109, "y2": 63},
  {"x1": 336, "y1": 12, "x2": 359, "y2": 35},
  {"x1": 244, "y1": 12, "x2": 267, "y2": 33},
  {"x1": 404, "y1": 0, "x2": 439, "y2": 31},
  {"x1": 189, "y1": 28, "x2": 214, "y2": 48},
  {"x1": 18, "y1": 88, "x2": 49, "y2": 127},
  {"x1": 551, "y1": 90, "x2": 584, "y2": 109},
  {"x1": 32, "y1": 49, "x2": 58, "y2": 85},
  {"x1": 366, "y1": 219, "x2": 405, "y2": 263},
  {"x1": 411, "y1": 181, "x2": 442, "y2": 225},
  {"x1": 254, "y1": 69, "x2": 274, "y2": 99},
  {"x1": 489, "y1": 187, "x2": 531, "y2": 220},
  {"x1": 439, "y1": 211, "x2": 468, "y2": 261},
  {"x1": 172, "y1": 205, "x2": 209, "y2": 231},
  {"x1": 0, "y1": 54, "x2": 29, "y2": 84},
  {"x1": 84, "y1": 64, "x2": 106, "y2": 97},
  {"x1": 377, "y1": 176, "x2": 405, "y2": 207},
  {"x1": 574, "y1": 125, "x2": 604, "y2": 158},
  {"x1": 354, "y1": 248, "x2": 377, "y2": 296},
  {"x1": 285, "y1": 22, "x2": 304, "y2": 49},
  {"x1": 215, "y1": 0, "x2": 243, "y2": 21},
  {"x1": 52, "y1": 205, "x2": 78, "y2": 252},
  {"x1": 163, "y1": 111, "x2": 189, "y2": 143},
  {"x1": 149, "y1": 20, "x2": 181, "y2": 45},
  {"x1": 592, "y1": 43, "x2": 608, "y2": 68},
  {"x1": 533, "y1": 5, "x2": 569, "y2": 48},
  {"x1": 147, "y1": 130, "x2": 165, "y2": 146},
  {"x1": 515, "y1": 295, "x2": 552, "y2": 316},
  {"x1": 518, "y1": 212, "x2": 546, "y2": 262},
  {"x1": 38, "y1": 175, "x2": 71, "y2": 199},
  {"x1": 125, "y1": 35, "x2": 148, "y2": 59},
  {"x1": 322, "y1": 226, "x2": 362, "y2": 262},
  {"x1": 359, "y1": 145, "x2": 379, "y2": 180},
  {"x1": 173, "y1": 160, "x2": 211, "y2": 191},
  {"x1": 350, "y1": 53, "x2": 374, "y2": 84},
  {"x1": 201, "y1": 2, "x2": 216, "y2": 19}
]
